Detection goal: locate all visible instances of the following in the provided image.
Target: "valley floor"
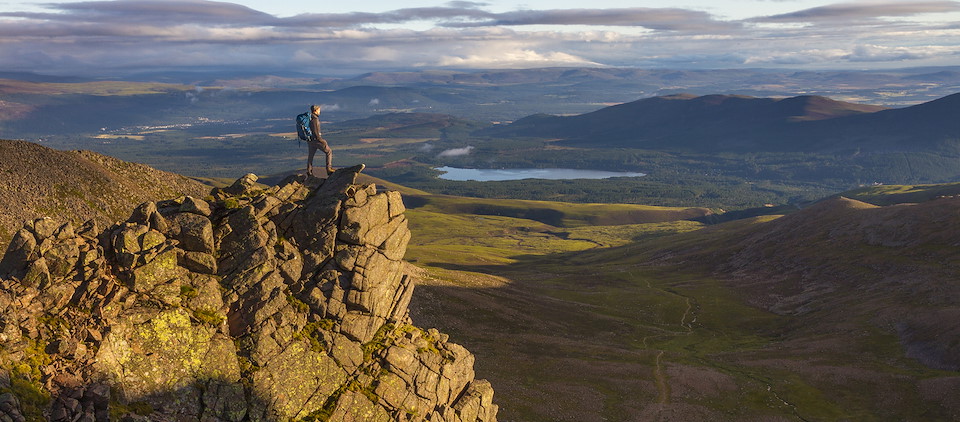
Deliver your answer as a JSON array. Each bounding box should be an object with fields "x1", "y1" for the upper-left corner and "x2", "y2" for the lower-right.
[{"x1": 402, "y1": 197, "x2": 960, "y2": 421}]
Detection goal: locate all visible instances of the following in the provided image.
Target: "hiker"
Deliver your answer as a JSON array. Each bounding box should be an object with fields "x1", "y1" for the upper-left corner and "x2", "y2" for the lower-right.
[{"x1": 306, "y1": 104, "x2": 334, "y2": 177}]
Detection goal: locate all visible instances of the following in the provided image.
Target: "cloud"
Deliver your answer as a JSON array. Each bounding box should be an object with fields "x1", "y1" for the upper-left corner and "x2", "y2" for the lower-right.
[
  {"x1": 1, "y1": 0, "x2": 277, "y2": 26},
  {"x1": 743, "y1": 48, "x2": 850, "y2": 65},
  {"x1": 435, "y1": 48, "x2": 600, "y2": 68},
  {"x1": 741, "y1": 43, "x2": 960, "y2": 66},
  {"x1": 273, "y1": 6, "x2": 739, "y2": 32},
  {"x1": 438, "y1": 146, "x2": 474, "y2": 157},
  {"x1": 846, "y1": 44, "x2": 947, "y2": 62},
  {"x1": 0, "y1": 2, "x2": 733, "y2": 33},
  {"x1": 449, "y1": 8, "x2": 740, "y2": 32},
  {"x1": 446, "y1": 1, "x2": 488, "y2": 8},
  {"x1": 0, "y1": 0, "x2": 959, "y2": 75},
  {"x1": 754, "y1": 1, "x2": 960, "y2": 23},
  {"x1": 276, "y1": 7, "x2": 495, "y2": 28}
]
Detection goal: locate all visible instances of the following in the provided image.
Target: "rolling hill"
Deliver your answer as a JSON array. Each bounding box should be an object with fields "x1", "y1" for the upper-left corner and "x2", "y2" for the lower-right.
[
  {"x1": 639, "y1": 192, "x2": 960, "y2": 372},
  {"x1": 0, "y1": 139, "x2": 210, "y2": 251},
  {"x1": 406, "y1": 184, "x2": 960, "y2": 421},
  {"x1": 808, "y1": 91, "x2": 960, "y2": 152},
  {"x1": 487, "y1": 92, "x2": 960, "y2": 153}
]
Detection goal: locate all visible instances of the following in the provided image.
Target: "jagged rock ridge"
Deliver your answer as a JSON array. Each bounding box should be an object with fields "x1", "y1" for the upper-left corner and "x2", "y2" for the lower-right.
[{"x1": 0, "y1": 165, "x2": 497, "y2": 421}]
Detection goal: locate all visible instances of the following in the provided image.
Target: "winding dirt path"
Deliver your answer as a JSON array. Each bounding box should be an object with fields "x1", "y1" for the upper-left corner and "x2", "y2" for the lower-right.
[
  {"x1": 629, "y1": 271, "x2": 706, "y2": 408},
  {"x1": 654, "y1": 350, "x2": 670, "y2": 404}
]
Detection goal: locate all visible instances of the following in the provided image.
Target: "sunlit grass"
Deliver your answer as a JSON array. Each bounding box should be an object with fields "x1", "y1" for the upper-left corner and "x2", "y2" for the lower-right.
[{"x1": 843, "y1": 182, "x2": 960, "y2": 205}]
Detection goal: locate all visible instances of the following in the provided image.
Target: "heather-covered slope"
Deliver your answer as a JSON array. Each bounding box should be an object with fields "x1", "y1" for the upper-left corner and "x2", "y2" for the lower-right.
[
  {"x1": 0, "y1": 139, "x2": 209, "y2": 252},
  {"x1": 404, "y1": 187, "x2": 960, "y2": 421},
  {"x1": 647, "y1": 194, "x2": 960, "y2": 318},
  {"x1": 713, "y1": 196, "x2": 960, "y2": 368}
]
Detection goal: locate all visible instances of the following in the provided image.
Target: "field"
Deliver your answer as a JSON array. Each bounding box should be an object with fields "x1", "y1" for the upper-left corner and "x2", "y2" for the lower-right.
[{"x1": 398, "y1": 191, "x2": 959, "y2": 421}]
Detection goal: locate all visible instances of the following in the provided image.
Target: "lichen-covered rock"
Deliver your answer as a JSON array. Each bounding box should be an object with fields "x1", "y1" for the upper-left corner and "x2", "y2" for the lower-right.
[
  {"x1": 94, "y1": 308, "x2": 239, "y2": 399},
  {"x1": 0, "y1": 166, "x2": 497, "y2": 422}
]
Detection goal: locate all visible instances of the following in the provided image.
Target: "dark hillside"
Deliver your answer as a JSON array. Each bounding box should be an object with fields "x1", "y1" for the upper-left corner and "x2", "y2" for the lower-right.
[
  {"x1": 0, "y1": 139, "x2": 209, "y2": 251},
  {"x1": 485, "y1": 93, "x2": 890, "y2": 151},
  {"x1": 487, "y1": 92, "x2": 960, "y2": 154},
  {"x1": 641, "y1": 194, "x2": 960, "y2": 370},
  {"x1": 772, "y1": 95, "x2": 886, "y2": 121},
  {"x1": 803, "y1": 92, "x2": 960, "y2": 151}
]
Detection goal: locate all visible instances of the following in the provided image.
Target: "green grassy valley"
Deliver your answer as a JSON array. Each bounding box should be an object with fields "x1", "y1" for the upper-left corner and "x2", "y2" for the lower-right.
[{"x1": 397, "y1": 185, "x2": 960, "y2": 421}]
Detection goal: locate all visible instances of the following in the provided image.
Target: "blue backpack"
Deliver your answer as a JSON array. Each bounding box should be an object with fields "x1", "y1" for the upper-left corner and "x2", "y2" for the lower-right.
[{"x1": 296, "y1": 112, "x2": 312, "y2": 141}]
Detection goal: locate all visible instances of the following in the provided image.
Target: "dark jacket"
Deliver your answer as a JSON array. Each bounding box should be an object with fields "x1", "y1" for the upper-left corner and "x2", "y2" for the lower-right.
[{"x1": 309, "y1": 113, "x2": 322, "y2": 141}]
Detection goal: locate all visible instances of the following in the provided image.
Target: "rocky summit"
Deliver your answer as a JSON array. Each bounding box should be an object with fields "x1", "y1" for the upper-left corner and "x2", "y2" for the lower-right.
[{"x1": 0, "y1": 165, "x2": 497, "y2": 422}]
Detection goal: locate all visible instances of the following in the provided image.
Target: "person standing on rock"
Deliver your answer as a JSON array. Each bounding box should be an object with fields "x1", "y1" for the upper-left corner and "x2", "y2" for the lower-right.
[{"x1": 307, "y1": 104, "x2": 334, "y2": 177}]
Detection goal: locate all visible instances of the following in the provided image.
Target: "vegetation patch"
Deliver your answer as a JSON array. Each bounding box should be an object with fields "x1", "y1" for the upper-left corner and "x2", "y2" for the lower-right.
[
  {"x1": 192, "y1": 308, "x2": 224, "y2": 326},
  {"x1": 2, "y1": 340, "x2": 53, "y2": 422},
  {"x1": 285, "y1": 292, "x2": 310, "y2": 314},
  {"x1": 294, "y1": 320, "x2": 335, "y2": 353},
  {"x1": 5, "y1": 372, "x2": 50, "y2": 422},
  {"x1": 222, "y1": 198, "x2": 241, "y2": 209},
  {"x1": 362, "y1": 324, "x2": 396, "y2": 362},
  {"x1": 346, "y1": 378, "x2": 380, "y2": 405},
  {"x1": 179, "y1": 284, "x2": 199, "y2": 299}
]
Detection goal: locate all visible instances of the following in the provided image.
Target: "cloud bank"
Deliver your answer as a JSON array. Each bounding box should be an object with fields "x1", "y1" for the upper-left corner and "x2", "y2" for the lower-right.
[
  {"x1": 754, "y1": 1, "x2": 960, "y2": 23},
  {"x1": 0, "y1": 0, "x2": 958, "y2": 76}
]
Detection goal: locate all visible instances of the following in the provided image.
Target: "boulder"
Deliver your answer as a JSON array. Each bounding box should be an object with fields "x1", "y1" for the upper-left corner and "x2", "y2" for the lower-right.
[{"x1": 167, "y1": 212, "x2": 214, "y2": 253}]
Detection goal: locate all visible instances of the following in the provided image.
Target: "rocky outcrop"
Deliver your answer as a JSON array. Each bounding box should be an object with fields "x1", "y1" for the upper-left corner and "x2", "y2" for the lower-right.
[{"x1": 0, "y1": 165, "x2": 497, "y2": 421}]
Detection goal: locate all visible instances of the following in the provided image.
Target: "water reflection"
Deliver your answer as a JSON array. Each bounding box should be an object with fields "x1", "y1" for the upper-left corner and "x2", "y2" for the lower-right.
[{"x1": 435, "y1": 166, "x2": 646, "y2": 181}]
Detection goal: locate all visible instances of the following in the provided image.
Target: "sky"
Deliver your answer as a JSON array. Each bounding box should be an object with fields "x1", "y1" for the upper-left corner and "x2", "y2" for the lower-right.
[{"x1": 1, "y1": 0, "x2": 959, "y2": 77}]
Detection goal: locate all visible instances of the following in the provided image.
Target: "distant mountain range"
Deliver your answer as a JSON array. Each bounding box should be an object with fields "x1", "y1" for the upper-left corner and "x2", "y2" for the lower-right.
[
  {"x1": 487, "y1": 92, "x2": 960, "y2": 153},
  {"x1": 3, "y1": 65, "x2": 960, "y2": 140}
]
